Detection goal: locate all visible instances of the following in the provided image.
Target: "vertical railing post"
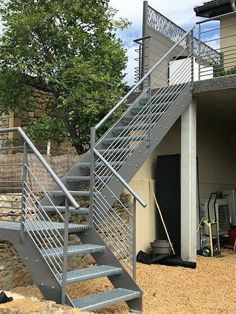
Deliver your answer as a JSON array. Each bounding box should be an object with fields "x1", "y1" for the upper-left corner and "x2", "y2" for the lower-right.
[
  {"x1": 147, "y1": 74, "x2": 151, "y2": 148},
  {"x1": 90, "y1": 127, "x2": 96, "y2": 226},
  {"x1": 20, "y1": 141, "x2": 28, "y2": 243},
  {"x1": 142, "y1": 0, "x2": 149, "y2": 82},
  {"x1": 190, "y1": 29, "x2": 194, "y2": 85},
  {"x1": 132, "y1": 198, "x2": 137, "y2": 281},
  {"x1": 61, "y1": 198, "x2": 70, "y2": 305},
  {"x1": 198, "y1": 24, "x2": 201, "y2": 81}
]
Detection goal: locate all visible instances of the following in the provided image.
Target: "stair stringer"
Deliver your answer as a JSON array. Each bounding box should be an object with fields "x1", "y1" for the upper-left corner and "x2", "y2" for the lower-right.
[
  {"x1": 41, "y1": 84, "x2": 191, "y2": 208},
  {"x1": 98, "y1": 84, "x2": 192, "y2": 204},
  {"x1": 0, "y1": 224, "x2": 73, "y2": 306},
  {"x1": 79, "y1": 227, "x2": 142, "y2": 312}
]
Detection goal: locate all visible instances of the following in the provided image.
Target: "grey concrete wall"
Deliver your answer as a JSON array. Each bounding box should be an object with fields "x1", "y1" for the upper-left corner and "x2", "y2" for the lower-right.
[{"x1": 133, "y1": 105, "x2": 236, "y2": 252}]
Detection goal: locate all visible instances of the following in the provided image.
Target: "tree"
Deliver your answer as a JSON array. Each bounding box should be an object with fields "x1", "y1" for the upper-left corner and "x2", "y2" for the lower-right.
[{"x1": 0, "y1": 0, "x2": 128, "y2": 153}]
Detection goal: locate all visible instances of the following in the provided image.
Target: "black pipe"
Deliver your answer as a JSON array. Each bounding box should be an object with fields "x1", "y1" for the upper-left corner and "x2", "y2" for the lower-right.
[{"x1": 137, "y1": 251, "x2": 196, "y2": 269}]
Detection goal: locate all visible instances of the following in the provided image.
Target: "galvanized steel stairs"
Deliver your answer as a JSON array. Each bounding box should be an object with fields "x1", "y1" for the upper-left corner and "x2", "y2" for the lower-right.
[
  {"x1": 0, "y1": 29, "x2": 194, "y2": 312},
  {"x1": 39, "y1": 85, "x2": 192, "y2": 312}
]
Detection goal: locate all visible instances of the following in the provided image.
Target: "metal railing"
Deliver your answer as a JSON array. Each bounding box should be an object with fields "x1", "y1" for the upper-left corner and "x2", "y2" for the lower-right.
[
  {"x1": 133, "y1": 36, "x2": 151, "y2": 83},
  {"x1": 0, "y1": 127, "x2": 79, "y2": 304},
  {"x1": 146, "y1": 4, "x2": 221, "y2": 67},
  {"x1": 89, "y1": 28, "x2": 195, "y2": 278},
  {"x1": 90, "y1": 129, "x2": 146, "y2": 279},
  {"x1": 196, "y1": 11, "x2": 236, "y2": 79}
]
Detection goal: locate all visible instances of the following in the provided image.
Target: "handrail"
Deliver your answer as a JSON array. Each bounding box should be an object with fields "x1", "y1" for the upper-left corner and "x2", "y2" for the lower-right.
[
  {"x1": 95, "y1": 27, "x2": 194, "y2": 131},
  {"x1": 93, "y1": 148, "x2": 146, "y2": 208},
  {"x1": 0, "y1": 127, "x2": 80, "y2": 209}
]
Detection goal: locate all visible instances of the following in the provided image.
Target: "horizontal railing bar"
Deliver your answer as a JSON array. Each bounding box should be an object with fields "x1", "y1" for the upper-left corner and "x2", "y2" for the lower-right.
[
  {"x1": 200, "y1": 22, "x2": 236, "y2": 34},
  {"x1": 133, "y1": 35, "x2": 151, "y2": 43},
  {"x1": 0, "y1": 127, "x2": 79, "y2": 210},
  {"x1": 97, "y1": 62, "x2": 192, "y2": 175},
  {"x1": 22, "y1": 210, "x2": 63, "y2": 274},
  {"x1": 94, "y1": 148, "x2": 146, "y2": 207},
  {"x1": 93, "y1": 215, "x2": 133, "y2": 258},
  {"x1": 95, "y1": 27, "x2": 193, "y2": 131},
  {"x1": 94, "y1": 176, "x2": 133, "y2": 217},
  {"x1": 25, "y1": 166, "x2": 65, "y2": 221},
  {"x1": 93, "y1": 197, "x2": 133, "y2": 239},
  {"x1": 204, "y1": 33, "x2": 236, "y2": 44},
  {"x1": 23, "y1": 184, "x2": 64, "y2": 242}
]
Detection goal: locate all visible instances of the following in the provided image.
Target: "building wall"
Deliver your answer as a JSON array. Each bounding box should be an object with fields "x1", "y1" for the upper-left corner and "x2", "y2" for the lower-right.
[
  {"x1": 142, "y1": 4, "x2": 188, "y2": 88},
  {"x1": 131, "y1": 120, "x2": 181, "y2": 252},
  {"x1": 197, "y1": 112, "x2": 236, "y2": 200},
  {"x1": 143, "y1": 26, "x2": 185, "y2": 88},
  {"x1": 132, "y1": 107, "x2": 236, "y2": 252},
  {"x1": 221, "y1": 14, "x2": 236, "y2": 70}
]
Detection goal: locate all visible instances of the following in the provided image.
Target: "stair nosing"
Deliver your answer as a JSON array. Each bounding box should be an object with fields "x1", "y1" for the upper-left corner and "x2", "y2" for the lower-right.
[
  {"x1": 41, "y1": 244, "x2": 106, "y2": 257},
  {"x1": 42, "y1": 206, "x2": 90, "y2": 214},
  {"x1": 72, "y1": 288, "x2": 141, "y2": 311},
  {"x1": 59, "y1": 265, "x2": 122, "y2": 284},
  {"x1": 24, "y1": 221, "x2": 90, "y2": 233}
]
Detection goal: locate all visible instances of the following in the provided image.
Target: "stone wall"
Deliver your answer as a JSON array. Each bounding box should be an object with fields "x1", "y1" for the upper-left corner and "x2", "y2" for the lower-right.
[{"x1": 0, "y1": 191, "x2": 131, "y2": 290}]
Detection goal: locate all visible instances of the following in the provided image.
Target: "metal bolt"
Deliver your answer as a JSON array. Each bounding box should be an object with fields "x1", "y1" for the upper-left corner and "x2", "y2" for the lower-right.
[
  {"x1": 52, "y1": 286, "x2": 55, "y2": 289},
  {"x1": 25, "y1": 257, "x2": 28, "y2": 261},
  {"x1": 41, "y1": 283, "x2": 44, "y2": 287}
]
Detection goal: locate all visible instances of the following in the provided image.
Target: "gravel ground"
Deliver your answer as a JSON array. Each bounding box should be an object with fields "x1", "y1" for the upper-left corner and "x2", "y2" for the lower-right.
[{"x1": 12, "y1": 249, "x2": 236, "y2": 314}]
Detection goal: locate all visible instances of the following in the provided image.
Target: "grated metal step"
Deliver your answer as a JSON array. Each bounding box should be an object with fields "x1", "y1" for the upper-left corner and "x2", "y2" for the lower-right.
[
  {"x1": 52, "y1": 190, "x2": 90, "y2": 197},
  {"x1": 131, "y1": 102, "x2": 170, "y2": 114},
  {"x1": 98, "y1": 148, "x2": 132, "y2": 154},
  {"x1": 41, "y1": 244, "x2": 106, "y2": 258},
  {"x1": 57, "y1": 265, "x2": 122, "y2": 284},
  {"x1": 102, "y1": 136, "x2": 144, "y2": 145},
  {"x1": 122, "y1": 112, "x2": 163, "y2": 123},
  {"x1": 138, "y1": 91, "x2": 178, "y2": 105},
  {"x1": 42, "y1": 206, "x2": 90, "y2": 214},
  {"x1": 112, "y1": 124, "x2": 155, "y2": 134},
  {"x1": 79, "y1": 161, "x2": 123, "y2": 169},
  {"x1": 72, "y1": 288, "x2": 141, "y2": 311},
  {"x1": 24, "y1": 220, "x2": 90, "y2": 233}
]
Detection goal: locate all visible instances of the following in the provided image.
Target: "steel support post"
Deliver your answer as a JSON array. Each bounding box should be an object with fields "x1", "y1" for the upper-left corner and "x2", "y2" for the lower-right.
[
  {"x1": 90, "y1": 127, "x2": 96, "y2": 225},
  {"x1": 61, "y1": 199, "x2": 70, "y2": 304}
]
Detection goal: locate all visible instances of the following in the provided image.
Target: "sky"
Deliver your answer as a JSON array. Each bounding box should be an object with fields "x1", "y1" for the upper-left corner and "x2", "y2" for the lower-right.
[
  {"x1": 110, "y1": 0, "x2": 203, "y2": 85},
  {"x1": 0, "y1": 0, "x2": 205, "y2": 85}
]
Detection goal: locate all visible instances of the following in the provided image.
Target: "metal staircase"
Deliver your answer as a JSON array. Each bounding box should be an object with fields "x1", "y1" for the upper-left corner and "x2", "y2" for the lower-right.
[{"x1": 0, "y1": 29, "x2": 195, "y2": 312}]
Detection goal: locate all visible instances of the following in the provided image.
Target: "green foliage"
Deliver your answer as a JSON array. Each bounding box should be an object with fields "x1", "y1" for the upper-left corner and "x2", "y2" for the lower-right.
[
  {"x1": 0, "y1": 0, "x2": 128, "y2": 153},
  {"x1": 213, "y1": 64, "x2": 236, "y2": 77}
]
